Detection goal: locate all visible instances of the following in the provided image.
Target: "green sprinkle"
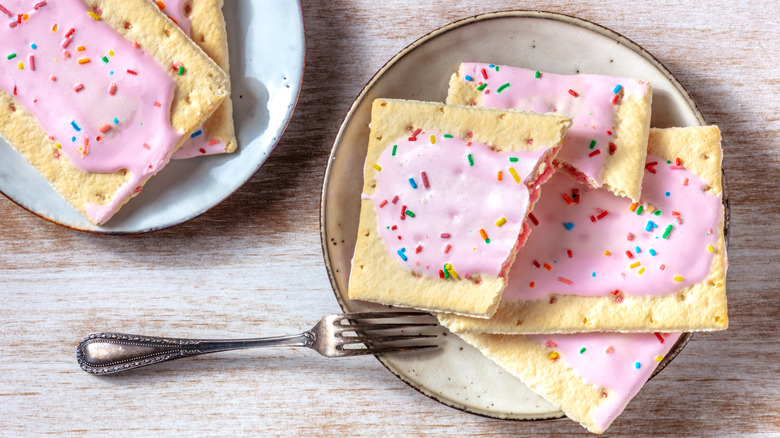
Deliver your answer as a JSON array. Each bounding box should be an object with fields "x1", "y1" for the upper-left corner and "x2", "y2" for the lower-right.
[
  {"x1": 495, "y1": 66, "x2": 500, "y2": 72},
  {"x1": 534, "y1": 71, "x2": 540, "y2": 79},
  {"x1": 636, "y1": 205, "x2": 644, "y2": 215},
  {"x1": 467, "y1": 154, "x2": 474, "y2": 166},
  {"x1": 654, "y1": 210, "x2": 662, "y2": 216},
  {"x1": 7, "y1": 53, "x2": 17, "y2": 60},
  {"x1": 485, "y1": 239, "x2": 491, "y2": 244},
  {"x1": 102, "y1": 56, "x2": 109, "y2": 63},
  {"x1": 662, "y1": 224, "x2": 674, "y2": 239},
  {"x1": 580, "y1": 347, "x2": 586, "y2": 354},
  {"x1": 177, "y1": 65, "x2": 185, "y2": 75},
  {"x1": 443, "y1": 134, "x2": 453, "y2": 138},
  {"x1": 392, "y1": 144, "x2": 397, "y2": 156},
  {"x1": 667, "y1": 160, "x2": 672, "y2": 164},
  {"x1": 476, "y1": 83, "x2": 487, "y2": 91},
  {"x1": 405, "y1": 210, "x2": 415, "y2": 218},
  {"x1": 589, "y1": 140, "x2": 597, "y2": 149},
  {"x1": 443, "y1": 265, "x2": 450, "y2": 279},
  {"x1": 496, "y1": 83, "x2": 510, "y2": 93},
  {"x1": 509, "y1": 157, "x2": 519, "y2": 162}
]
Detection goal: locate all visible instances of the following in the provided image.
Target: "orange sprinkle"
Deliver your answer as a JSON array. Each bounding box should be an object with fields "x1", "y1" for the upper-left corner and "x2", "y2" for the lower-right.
[
  {"x1": 529, "y1": 282, "x2": 535, "y2": 288},
  {"x1": 156, "y1": 0, "x2": 166, "y2": 9},
  {"x1": 77, "y1": 58, "x2": 90, "y2": 64},
  {"x1": 77, "y1": 46, "x2": 86, "y2": 52},
  {"x1": 605, "y1": 346, "x2": 614, "y2": 354},
  {"x1": 604, "y1": 250, "x2": 611, "y2": 256},
  {"x1": 154, "y1": 101, "x2": 162, "y2": 107},
  {"x1": 479, "y1": 228, "x2": 489, "y2": 241},
  {"x1": 497, "y1": 170, "x2": 503, "y2": 181},
  {"x1": 629, "y1": 202, "x2": 638, "y2": 212},
  {"x1": 543, "y1": 263, "x2": 552, "y2": 271},
  {"x1": 99, "y1": 124, "x2": 111, "y2": 133}
]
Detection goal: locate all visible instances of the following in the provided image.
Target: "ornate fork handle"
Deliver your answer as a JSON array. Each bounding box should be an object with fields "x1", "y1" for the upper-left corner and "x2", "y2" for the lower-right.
[{"x1": 77, "y1": 332, "x2": 314, "y2": 375}]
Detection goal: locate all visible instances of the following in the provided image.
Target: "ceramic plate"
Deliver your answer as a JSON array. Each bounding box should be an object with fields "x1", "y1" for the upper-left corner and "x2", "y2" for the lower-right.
[
  {"x1": 321, "y1": 11, "x2": 715, "y2": 420},
  {"x1": 0, "y1": 0, "x2": 305, "y2": 233}
]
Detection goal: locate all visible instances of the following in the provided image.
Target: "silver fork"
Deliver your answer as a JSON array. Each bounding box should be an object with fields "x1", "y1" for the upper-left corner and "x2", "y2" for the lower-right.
[{"x1": 77, "y1": 312, "x2": 439, "y2": 374}]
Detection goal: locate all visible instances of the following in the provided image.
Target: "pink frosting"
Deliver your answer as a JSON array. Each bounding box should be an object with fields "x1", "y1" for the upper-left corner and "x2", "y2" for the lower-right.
[
  {"x1": 369, "y1": 130, "x2": 552, "y2": 279},
  {"x1": 504, "y1": 154, "x2": 721, "y2": 300},
  {"x1": 0, "y1": 0, "x2": 182, "y2": 224},
  {"x1": 533, "y1": 332, "x2": 682, "y2": 431},
  {"x1": 156, "y1": 0, "x2": 227, "y2": 160},
  {"x1": 460, "y1": 63, "x2": 649, "y2": 187}
]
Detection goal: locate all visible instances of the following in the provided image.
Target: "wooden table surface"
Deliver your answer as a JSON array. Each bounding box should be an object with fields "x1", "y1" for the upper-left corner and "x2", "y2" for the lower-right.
[{"x1": 1, "y1": 1, "x2": 778, "y2": 436}]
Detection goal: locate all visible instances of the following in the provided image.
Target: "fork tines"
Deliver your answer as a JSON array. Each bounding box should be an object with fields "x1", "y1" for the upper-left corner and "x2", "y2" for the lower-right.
[{"x1": 332, "y1": 311, "x2": 439, "y2": 355}]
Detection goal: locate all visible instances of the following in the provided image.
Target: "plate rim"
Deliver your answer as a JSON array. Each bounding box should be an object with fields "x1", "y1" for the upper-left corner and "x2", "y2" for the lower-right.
[
  {"x1": 320, "y1": 9, "x2": 710, "y2": 421},
  {"x1": 0, "y1": 0, "x2": 306, "y2": 235}
]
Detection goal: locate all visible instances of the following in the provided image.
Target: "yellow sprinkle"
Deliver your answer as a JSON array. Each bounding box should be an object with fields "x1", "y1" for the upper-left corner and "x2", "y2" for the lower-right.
[
  {"x1": 109, "y1": 50, "x2": 115, "y2": 56},
  {"x1": 88, "y1": 11, "x2": 101, "y2": 20},
  {"x1": 630, "y1": 261, "x2": 641, "y2": 269},
  {"x1": 629, "y1": 202, "x2": 638, "y2": 212},
  {"x1": 604, "y1": 250, "x2": 611, "y2": 256},
  {"x1": 372, "y1": 164, "x2": 382, "y2": 171},
  {"x1": 78, "y1": 58, "x2": 90, "y2": 64},
  {"x1": 655, "y1": 355, "x2": 663, "y2": 362},
  {"x1": 638, "y1": 267, "x2": 646, "y2": 275},
  {"x1": 495, "y1": 217, "x2": 507, "y2": 227},
  {"x1": 707, "y1": 244, "x2": 715, "y2": 253},
  {"x1": 17, "y1": 62, "x2": 23, "y2": 70},
  {"x1": 508, "y1": 167, "x2": 521, "y2": 183},
  {"x1": 55, "y1": 143, "x2": 61, "y2": 149},
  {"x1": 444, "y1": 263, "x2": 459, "y2": 279},
  {"x1": 430, "y1": 135, "x2": 436, "y2": 144},
  {"x1": 548, "y1": 351, "x2": 560, "y2": 361},
  {"x1": 674, "y1": 275, "x2": 684, "y2": 282}
]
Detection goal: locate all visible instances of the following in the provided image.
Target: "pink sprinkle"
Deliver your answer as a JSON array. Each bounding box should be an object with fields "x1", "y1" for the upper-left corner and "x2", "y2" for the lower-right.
[
  {"x1": 65, "y1": 28, "x2": 75, "y2": 38},
  {"x1": 545, "y1": 340, "x2": 558, "y2": 348},
  {"x1": 588, "y1": 149, "x2": 601, "y2": 157},
  {"x1": 142, "y1": 143, "x2": 151, "y2": 150},
  {"x1": 153, "y1": 101, "x2": 162, "y2": 107},
  {"x1": 670, "y1": 165, "x2": 685, "y2": 170},
  {"x1": 391, "y1": 196, "x2": 399, "y2": 204},
  {"x1": 49, "y1": 75, "x2": 56, "y2": 81},
  {"x1": 391, "y1": 225, "x2": 397, "y2": 231},
  {"x1": 199, "y1": 148, "x2": 206, "y2": 154},
  {"x1": 208, "y1": 139, "x2": 219, "y2": 146},
  {"x1": 378, "y1": 199, "x2": 388, "y2": 208},
  {"x1": 444, "y1": 244, "x2": 451, "y2": 254},
  {"x1": 528, "y1": 213, "x2": 539, "y2": 226},
  {"x1": 108, "y1": 82, "x2": 117, "y2": 95},
  {"x1": 421, "y1": 171, "x2": 430, "y2": 188},
  {"x1": 596, "y1": 209, "x2": 609, "y2": 220},
  {"x1": 605, "y1": 346, "x2": 614, "y2": 354},
  {"x1": 99, "y1": 124, "x2": 111, "y2": 133},
  {"x1": 61, "y1": 37, "x2": 72, "y2": 48},
  {"x1": 682, "y1": 177, "x2": 689, "y2": 186},
  {"x1": 73, "y1": 83, "x2": 84, "y2": 92},
  {"x1": 132, "y1": 186, "x2": 143, "y2": 194},
  {"x1": 568, "y1": 89, "x2": 579, "y2": 97},
  {"x1": 567, "y1": 249, "x2": 573, "y2": 258},
  {"x1": 34, "y1": 1, "x2": 46, "y2": 9},
  {"x1": 480, "y1": 68, "x2": 488, "y2": 79},
  {"x1": 557, "y1": 277, "x2": 573, "y2": 286},
  {"x1": 28, "y1": 55, "x2": 34, "y2": 71},
  {"x1": 132, "y1": 41, "x2": 139, "y2": 49},
  {"x1": 62, "y1": 50, "x2": 70, "y2": 59},
  {"x1": 415, "y1": 245, "x2": 422, "y2": 254},
  {"x1": 627, "y1": 232, "x2": 634, "y2": 241},
  {"x1": 0, "y1": 4, "x2": 11, "y2": 17},
  {"x1": 440, "y1": 233, "x2": 451, "y2": 238},
  {"x1": 660, "y1": 264, "x2": 666, "y2": 271},
  {"x1": 611, "y1": 94, "x2": 620, "y2": 104},
  {"x1": 400, "y1": 205, "x2": 406, "y2": 220},
  {"x1": 408, "y1": 128, "x2": 421, "y2": 141},
  {"x1": 9, "y1": 21, "x2": 17, "y2": 28},
  {"x1": 655, "y1": 332, "x2": 665, "y2": 344},
  {"x1": 127, "y1": 69, "x2": 138, "y2": 75}
]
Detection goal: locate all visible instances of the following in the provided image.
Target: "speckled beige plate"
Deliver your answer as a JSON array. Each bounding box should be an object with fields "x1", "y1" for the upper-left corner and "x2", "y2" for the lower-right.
[{"x1": 321, "y1": 10, "x2": 715, "y2": 421}]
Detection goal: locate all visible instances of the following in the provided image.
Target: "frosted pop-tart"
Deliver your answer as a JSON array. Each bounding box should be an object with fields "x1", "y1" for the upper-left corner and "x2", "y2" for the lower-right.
[{"x1": 448, "y1": 63, "x2": 652, "y2": 201}]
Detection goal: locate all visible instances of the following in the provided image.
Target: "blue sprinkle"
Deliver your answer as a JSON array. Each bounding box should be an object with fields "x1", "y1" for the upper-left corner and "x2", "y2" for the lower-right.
[
  {"x1": 645, "y1": 220, "x2": 656, "y2": 232},
  {"x1": 592, "y1": 272, "x2": 596, "y2": 277},
  {"x1": 114, "y1": 117, "x2": 119, "y2": 124},
  {"x1": 71, "y1": 137, "x2": 76, "y2": 142},
  {"x1": 31, "y1": 43, "x2": 37, "y2": 50},
  {"x1": 613, "y1": 84, "x2": 622, "y2": 93},
  {"x1": 665, "y1": 192, "x2": 671, "y2": 197},
  {"x1": 563, "y1": 222, "x2": 575, "y2": 231},
  {"x1": 488, "y1": 64, "x2": 495, "y2": 68},
  {"x1": 635, "y1": 246, "x2": 641, "y2": 254},
  {"x1": 635, "y1": 362, "x2": 641, "y2": 369},
  {"x1": 109, "y1": 71, "x2": 114, "y2": 75},
  {"x1": 649, "y1": 249, "x2": 657, "y2": 256},
  {"x1": 409, "y1": 178, "x2": 418, "y2": 189},
  {"x1": 190, "y1": 129, "x2": 204, "y2": 138},
  {"x1": 464, "y1": 75, "x2": 473, "y2": 81},
  {"x1": 397, "y1": 249, "x2": 408, "y2": 262},
  {"x1": 70, "y1": 121, "x2": 81, "y2": 132}
]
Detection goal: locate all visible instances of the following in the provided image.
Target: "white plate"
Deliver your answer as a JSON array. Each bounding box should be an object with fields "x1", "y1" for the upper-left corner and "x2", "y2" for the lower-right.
[
  {"x1": 321, "y1": 11, "x2": 705, "y2": 420},
  {"x1": 0, "y1": 0, "x2": 305, "y2": 233}
]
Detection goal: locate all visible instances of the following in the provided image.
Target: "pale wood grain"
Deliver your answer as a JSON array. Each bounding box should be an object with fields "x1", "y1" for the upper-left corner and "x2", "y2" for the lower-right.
[{"x1": 1, "y1": 0, "x2": 779, "y2": 436}]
